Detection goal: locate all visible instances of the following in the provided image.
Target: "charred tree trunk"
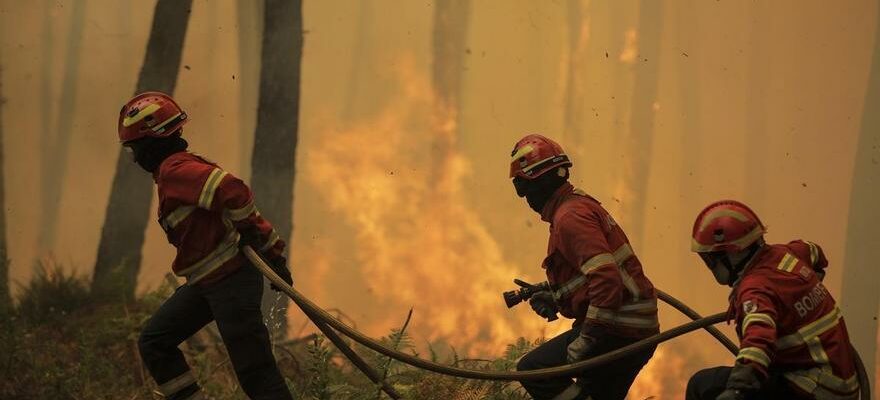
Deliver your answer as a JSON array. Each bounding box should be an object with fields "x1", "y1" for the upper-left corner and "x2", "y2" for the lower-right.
[
  {"x1": 841, "y1": 5, "x2": 880, "y2": 387},
  {"x1": 250, "y1": 0, "x2": 303, "y2": 336},
  {"x1": 624, "y1": 0, "x2": 663, "y2": 246},
  {"x1": 91, "y1": 0, "x2": 193, "y2": 301},
  {"x1": 38, "y1": 0, "x2": 86, "y2": 252}
]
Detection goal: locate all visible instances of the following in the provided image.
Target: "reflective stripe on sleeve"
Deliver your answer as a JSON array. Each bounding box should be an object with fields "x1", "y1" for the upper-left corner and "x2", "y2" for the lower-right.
[
  {"x1": 224, "y1": 200, "x2": 257, "y2": 221},
  {"x1": 553, "y1": 275, "x2": 586, "y2": 301},
  {"x1": 198, "y1": 168, "x2": 228, "y2": 209},
  {"x1": 806, "y1": 241, "x2": 820, "y2": 266},
  {"x1": 742, "y1": 312, "x2": 776, "y2": 331},
  {"x1": 160, "y1": 206, "x2": 195, "y2": 232},
  {"x1": 554, "y1": 243, "x2": 637, "y2": 301},
  {"x1": 579, "y1": 253, "x2": 615, "y2": 275},
  {"x1": 159, "y1": 370, "x2": 196, "y2": 396},
  {"x1": 736, "y1": 347, "x2": 771, "y2": 368},
  {"x1": 261, "y1": 229, "x2": 281, "y2": 252}
]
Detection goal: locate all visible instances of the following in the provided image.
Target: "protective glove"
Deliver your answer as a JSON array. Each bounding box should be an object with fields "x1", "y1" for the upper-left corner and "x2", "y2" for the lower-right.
[
  {"x1": 566, "y1": 332, "x2": 597, "y2": 364},
  {"x1": 266, "y1": 255, "x2": 293, "y2": 292},
  {"x1": 528, "y1": 291, "x2": 558, "y2": 320},
  {"x1": 238, "y1": 227, "x2": 292, "y2": 291},
  {"x1": 238, "y1": 226, "x2": 267, "y2": 251},
  {"x1": 717, "y1": 362, "x2": 763, "y2": 400}
]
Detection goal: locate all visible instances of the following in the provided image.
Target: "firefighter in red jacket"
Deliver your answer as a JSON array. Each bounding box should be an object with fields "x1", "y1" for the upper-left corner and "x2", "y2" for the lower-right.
[
  {"x1": 511, "y1": 134, "x2": 659, "y2": 400},
  {"x1": 118, "y1": 92, "x2": 294, "y2": 400},
  {"x1": 686, "y1": 200, "x2": 859, "y2": 400}
]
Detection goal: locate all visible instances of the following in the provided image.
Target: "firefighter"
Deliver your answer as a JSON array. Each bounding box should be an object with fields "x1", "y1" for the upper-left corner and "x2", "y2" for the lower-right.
[
  {"x1": 119, "y1": 92, "x2": 294, "y2": 400},
  {"x1": 685, "y1": 200, "x2": 859, "y2": 400},
  {"x1": 510, "y1": 134, "x2": 659, "y2": 400}
]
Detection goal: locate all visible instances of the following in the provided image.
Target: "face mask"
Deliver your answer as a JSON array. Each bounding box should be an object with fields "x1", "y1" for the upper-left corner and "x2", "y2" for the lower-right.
[{"x1": 511, "y1": 170, "x2": 567, "y2": 213}]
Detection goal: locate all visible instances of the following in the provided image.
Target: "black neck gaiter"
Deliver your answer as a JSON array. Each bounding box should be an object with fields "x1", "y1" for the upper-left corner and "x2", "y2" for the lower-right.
[{"x1": 131, "y1": 135, "x2": 189, "y2": 173}]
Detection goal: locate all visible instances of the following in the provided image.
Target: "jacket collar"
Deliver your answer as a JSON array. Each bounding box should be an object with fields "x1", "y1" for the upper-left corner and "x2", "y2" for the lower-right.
[
  {"x1": 152, "y1": 151, "x2": 189, "y2": 182},
  {"x1": 540, "y1": 182, "x2": 575, "y2": 223}
]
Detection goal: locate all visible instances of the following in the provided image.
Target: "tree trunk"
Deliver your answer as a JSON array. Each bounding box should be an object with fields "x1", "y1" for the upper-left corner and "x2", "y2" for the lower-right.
[
  {"x1": 623, "y1": 0, "x2": 663, "y2": 246},
  {"x1": 562, "y1": 0, "x2": 589, "y2": 156},
  {"x1": 431, "y1": 0, "x2": 469, "y2": 174},
  {"x1": 38, "y1": 0, "x2": 86, "y2": 252},
  {"x1": 236, "y1": 0, "x2": 263, "y2": 176},
  {"x1": 250, "y1": 0, "x2": 303, "y2": 337},
  {"x1": 0, "y1": 60, "x2": 9, "y2": 314},
  {"x1": 340, "y1": 1, "x2": 369, "y2": 123},
  {"x1": 91, "y1": 0, "x2": 193, "y2": 301},
  {"x1": 841, "y1": 5, "x2": 880, "y2": 388}
]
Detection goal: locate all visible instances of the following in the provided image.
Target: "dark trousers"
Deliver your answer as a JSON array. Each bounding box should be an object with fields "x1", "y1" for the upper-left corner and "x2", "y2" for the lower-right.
[
  {"x1": 686, "y1": 366, "x2": 806, "y2": 400},
  {"x1": 138, "y1": 265, "x2": 292, "y2": 400},
  {"x1": 516, "y1": 328, "x2": 656, "y2": 400}
]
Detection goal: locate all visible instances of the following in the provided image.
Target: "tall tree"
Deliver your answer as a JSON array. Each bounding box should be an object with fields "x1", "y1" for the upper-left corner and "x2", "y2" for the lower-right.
[
  {"x1": 236, "y1": 0, "x2": 263, "y2": 176},
  {"x1": 431, "y1": 0, "x2": 470, "y2": 172},
  {"x1": 250, "y1": 0, "x2": 303, "y2": 335},
  {"x1": 91, "y1": 0, "x2": 193, "y2": 300},
  {"x1": 38, "y1": 0, "x2": 87, "y2": 252},
  {"x1": 841, "y1": 4, "x2": 880, "y2": 387},
  {"x1": 0, "y1": 62, "x2": 9, "y2": 314},
  {"x1": 623, "y1": 0, "x2": 663, "y2": 246}
]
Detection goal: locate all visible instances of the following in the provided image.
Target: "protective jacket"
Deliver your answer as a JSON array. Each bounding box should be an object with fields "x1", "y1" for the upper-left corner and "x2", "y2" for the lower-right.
[
  {"x1": 154, "y1": 151, "x2": 284, "y2": 285},
  {"x1": 729, "y1": 240, "x2": 858, "y2": 399},
  {"x1": 540, "y1": 183, "x2": 659, "y2": 338}
]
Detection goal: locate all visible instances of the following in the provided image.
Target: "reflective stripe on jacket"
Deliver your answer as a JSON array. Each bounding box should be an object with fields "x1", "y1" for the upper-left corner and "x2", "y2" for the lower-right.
[
  {"x1": 540, "y1": 183, "x2": 658, "y2": 339},
  {"x1": 155, "y1": 152, "x2": 284, "y2": 285},
  {"x1": 730, "y1": 241, "x2": 858, "y2": 399}
]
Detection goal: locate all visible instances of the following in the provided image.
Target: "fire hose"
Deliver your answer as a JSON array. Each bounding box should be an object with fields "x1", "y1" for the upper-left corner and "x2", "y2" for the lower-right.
[{"x1": 244, "y1": 247, "x2": 871, "y2": 399}]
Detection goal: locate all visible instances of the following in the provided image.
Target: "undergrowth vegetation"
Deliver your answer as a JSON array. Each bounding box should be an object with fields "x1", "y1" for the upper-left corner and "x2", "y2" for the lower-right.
[{"x1": 0, "y1": 264, "x2": 539, "y2": 399}]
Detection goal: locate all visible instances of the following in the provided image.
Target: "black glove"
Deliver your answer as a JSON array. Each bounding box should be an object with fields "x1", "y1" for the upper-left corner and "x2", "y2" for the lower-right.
[
  {"x1": 717, "y1": 362, "x2": 763, "y2": 400},
  {"x1": 266, "y1": 255, "x2": 293, "y2": 292},
  {"x1": 529, "y1": 291, "x2": 559, "y2": 320},
  {"x1": 238, "y1": 227, "x2": 292, "y2": 291},
  {"x1": 238, "y1": 226, "x2": 266, "y2": 251}
]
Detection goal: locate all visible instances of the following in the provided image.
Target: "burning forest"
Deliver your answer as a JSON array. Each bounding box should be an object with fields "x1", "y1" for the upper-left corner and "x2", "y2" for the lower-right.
[{"x1": 1, "y1": 0, "x2": 879, "y2": 399}]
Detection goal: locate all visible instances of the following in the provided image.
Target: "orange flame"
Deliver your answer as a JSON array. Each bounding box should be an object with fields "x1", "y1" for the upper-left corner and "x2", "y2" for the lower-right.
[{"x1": 303, "y1": 57, "x2": 567, "y2": 356}]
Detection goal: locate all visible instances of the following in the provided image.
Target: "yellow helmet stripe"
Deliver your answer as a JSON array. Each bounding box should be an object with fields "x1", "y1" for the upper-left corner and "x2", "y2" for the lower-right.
[
  {"x1": 511, "y1": 144, "x2": 535, "y2": 161},
  {"x1": 122, "y1": 103, "x2": 161, "y2": 127}
]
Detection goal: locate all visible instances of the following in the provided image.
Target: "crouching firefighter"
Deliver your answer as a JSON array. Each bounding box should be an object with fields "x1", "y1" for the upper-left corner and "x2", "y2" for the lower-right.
[
  {"x1": 509, "y1": 134, "x2": 659, "y2": 400},
  {"x1": 686, "y1": 200, "x2": 859, "y2": 400},
  {"x1": 118, "y1": 92, "x2": 294, "y2": 400}
]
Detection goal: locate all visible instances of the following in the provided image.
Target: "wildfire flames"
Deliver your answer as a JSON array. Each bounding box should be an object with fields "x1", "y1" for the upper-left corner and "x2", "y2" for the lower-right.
[
  {"x1": 303, "y1": 58, "x2": 566, "y2": 356},
  {"x1": 298, "y1": 58, "x2": 703, "y2": 397}
]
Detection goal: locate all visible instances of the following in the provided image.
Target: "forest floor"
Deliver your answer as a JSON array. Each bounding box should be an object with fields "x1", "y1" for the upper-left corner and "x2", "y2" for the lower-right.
[{"x1": 0, "y1": 264, "x2": 544, "y2": 400}]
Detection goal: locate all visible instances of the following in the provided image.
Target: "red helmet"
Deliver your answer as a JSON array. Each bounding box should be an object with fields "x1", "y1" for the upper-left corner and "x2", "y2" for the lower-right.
[
  {"x1": 691, "y1": 200, "x2": 766, "y2": 253},
  {"x1": 117, "y1": 91, "x2": 188, "y2": 143},
  {"x1": 509, "y1": 134, "x2": 572, "y2": 180}
]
